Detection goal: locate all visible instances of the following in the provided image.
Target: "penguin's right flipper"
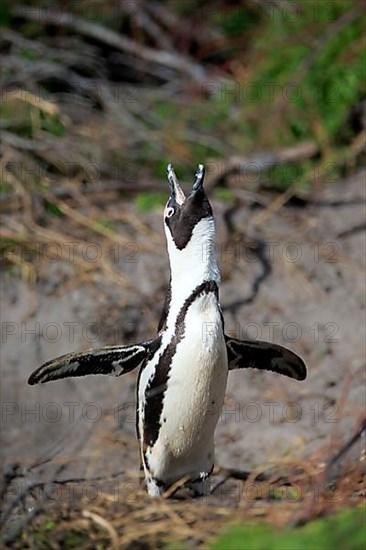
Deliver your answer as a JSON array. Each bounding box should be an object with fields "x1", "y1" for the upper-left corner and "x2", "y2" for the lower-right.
[{"x1": 28, "y1": 340, "x2": 156, "y2": 385}]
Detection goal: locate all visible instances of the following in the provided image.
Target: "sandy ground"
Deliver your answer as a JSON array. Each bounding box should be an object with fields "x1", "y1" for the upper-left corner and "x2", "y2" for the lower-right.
[{"x1": 1, "y1": 169, "x2": 365, "y2": 501}]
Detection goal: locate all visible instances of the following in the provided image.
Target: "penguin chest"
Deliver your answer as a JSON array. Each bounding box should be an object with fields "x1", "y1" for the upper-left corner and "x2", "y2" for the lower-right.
[
  {"x1": 140, "y1": 293, "x2": 228, "y2": 481},
  {"x1": 161, "y1": 325, "x2": 227, "y2": 453}
]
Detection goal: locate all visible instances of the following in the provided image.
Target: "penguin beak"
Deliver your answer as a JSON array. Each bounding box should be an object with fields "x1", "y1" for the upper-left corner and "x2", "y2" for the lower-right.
[
  {"x1": 192, "y1": 164, "x2": 205, "y2": 192},
  {"x1": 166, "y1": 163, "x2": 205, "y2": 205},
  {"x1": 167, "y1": 164, "x2": 186, "y2": 206}
]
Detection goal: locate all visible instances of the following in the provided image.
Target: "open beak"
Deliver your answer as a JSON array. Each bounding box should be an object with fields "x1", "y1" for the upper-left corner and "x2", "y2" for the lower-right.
[
  {"x1": 167, "y1": 163, "x2": 205, "y2": 204},
  {"x1": 167, "y1": 164, "x2": 186, "y2": 205}
]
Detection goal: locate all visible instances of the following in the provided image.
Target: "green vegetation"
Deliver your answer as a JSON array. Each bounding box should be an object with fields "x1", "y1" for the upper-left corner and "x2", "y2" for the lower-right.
[
  {"x1": 1, "y1": 0, "x2": 363, "y2": 204},
  {"x1": 210, "y1": 506, "x2": 366, "y2": 550},
  {"x1": 39, "y1": 111, "x2": 66, "y2": 137},
  {"x1": 248, "y1": 1, "x2": 365, "y2": 146},
  {"x1": 31, "y1": 522, "x2": 87, "y2": 549},
  {"x1": 135, "y1": 192, "x2": 167, "y2": 212},
  {"x1": 44, "y1": 200, "x2": 64, "y2": 217},
  {"x1": 212, "y1": 187, "x2": 235, "y2": 202}
]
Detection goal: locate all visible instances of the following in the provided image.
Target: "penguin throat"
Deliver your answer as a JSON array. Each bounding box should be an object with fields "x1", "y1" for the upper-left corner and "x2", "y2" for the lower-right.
[{"x1": 167, "y1": 219, "x2": 220, "y2": 302}]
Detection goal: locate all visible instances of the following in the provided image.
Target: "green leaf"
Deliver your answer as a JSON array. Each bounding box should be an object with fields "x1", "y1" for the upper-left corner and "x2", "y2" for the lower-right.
[{"x1": 45, "y1": 200, "x2": 63, "y2": 217}]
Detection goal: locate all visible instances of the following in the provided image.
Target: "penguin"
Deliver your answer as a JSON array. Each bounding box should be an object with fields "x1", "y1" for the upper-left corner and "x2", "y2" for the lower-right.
[{"x1": 28, "y1": 164, "x2": 307, "y2": 497}]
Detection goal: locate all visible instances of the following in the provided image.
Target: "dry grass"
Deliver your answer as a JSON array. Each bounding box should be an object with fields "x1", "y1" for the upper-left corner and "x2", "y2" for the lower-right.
[{"x1": 2, "y1": 428, "x2": 364, "y2": 548}]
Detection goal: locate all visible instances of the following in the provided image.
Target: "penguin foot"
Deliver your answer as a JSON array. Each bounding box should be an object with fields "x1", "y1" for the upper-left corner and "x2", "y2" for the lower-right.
[
  {"x1": 187, "y1": 479, "x2": 211, "y2": 497},
  {"x1": 146, "y1": 476, "x2": 166, "y2": 497},
  {"x1": 187, "y1": 468, "x2": 213, "y2": 497}
]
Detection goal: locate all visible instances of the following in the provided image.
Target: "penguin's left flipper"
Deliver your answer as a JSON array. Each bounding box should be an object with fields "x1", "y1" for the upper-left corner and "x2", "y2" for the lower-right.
[
  {"x1": 28, "y1": 340, "x2": 154, "y2": 385},
  {"x1": 225, "y1": 336, "x2": 307, "y2": 381}
]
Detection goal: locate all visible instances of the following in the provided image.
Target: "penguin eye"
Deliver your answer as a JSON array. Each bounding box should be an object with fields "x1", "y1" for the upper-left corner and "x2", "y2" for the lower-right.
[{"x1": 166, "y1": 207, "x2": 175, "y2": 218}]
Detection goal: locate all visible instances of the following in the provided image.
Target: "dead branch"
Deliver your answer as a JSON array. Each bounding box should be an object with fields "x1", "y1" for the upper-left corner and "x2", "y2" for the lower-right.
[
  {"x1": 11, "y1": 5, "x2": 207, "y2": 82},
  {"x1": 205, "y1": 141, "x2": 319, "y2": 189},
  {"x1": 145, "y1": 1, "x2": 223, "y2": 46},
  {"x1": 119, "y1": 0, "x2": 174, "y2": 51},
  {"x1": 324, "y1": 417, "x2": 366, "y2": 479},
  {"x1": 1, "y1": 130, "x2": 55, "y2": 151}
]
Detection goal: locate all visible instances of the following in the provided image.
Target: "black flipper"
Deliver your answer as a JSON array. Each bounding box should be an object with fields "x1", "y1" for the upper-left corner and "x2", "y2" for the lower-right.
[
  {"x1": 28, "y1": 340, "x2": 155, "y2": 385},
  {"x1": 225, "y1": 336, "x2": 307, "y2": 381}
]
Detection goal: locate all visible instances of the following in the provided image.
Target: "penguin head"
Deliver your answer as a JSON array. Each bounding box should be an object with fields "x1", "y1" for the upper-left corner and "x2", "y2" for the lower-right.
[{"x1": 164, "y1": 164, "x2": 214, "y2": 251}]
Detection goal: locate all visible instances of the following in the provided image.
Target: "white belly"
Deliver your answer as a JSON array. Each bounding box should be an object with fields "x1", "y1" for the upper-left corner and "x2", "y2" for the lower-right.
[{"x1": 141, "y1": 293, "x2": 228, "y2": 484}]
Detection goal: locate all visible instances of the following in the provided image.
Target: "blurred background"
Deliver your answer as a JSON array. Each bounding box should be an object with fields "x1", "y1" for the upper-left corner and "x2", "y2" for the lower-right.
[{"x1": 1, "y1": 0, "x2": 365, "y2": 547}]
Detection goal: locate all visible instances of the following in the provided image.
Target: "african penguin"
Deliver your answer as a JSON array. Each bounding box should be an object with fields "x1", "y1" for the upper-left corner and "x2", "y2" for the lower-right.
[{"x1": 28, "y1": 164, "x2": 307, "y2": 497}]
